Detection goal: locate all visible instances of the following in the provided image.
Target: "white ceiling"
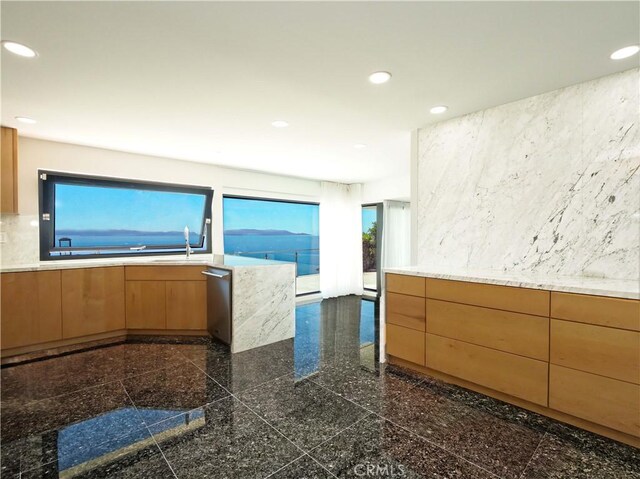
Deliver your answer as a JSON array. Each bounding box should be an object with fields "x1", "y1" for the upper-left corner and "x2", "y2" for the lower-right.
[{"x1": 1, "y1": 1, "x2": 638, "y2": 183}]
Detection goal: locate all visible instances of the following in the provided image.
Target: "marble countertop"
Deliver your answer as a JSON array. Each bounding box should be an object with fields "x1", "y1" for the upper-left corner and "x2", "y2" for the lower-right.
[
  {"x1": 0, "y1": 254, "x2": 293, "y2": 274},
  {"x1": 384, "y1": 266, "x2": 639, "y2": 300}
]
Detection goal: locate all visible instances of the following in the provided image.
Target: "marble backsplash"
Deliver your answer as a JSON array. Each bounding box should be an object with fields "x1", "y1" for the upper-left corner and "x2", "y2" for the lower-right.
[
  {"x1": 0, "y1": 214, "x2": 40, "y2": 266},
  {"x1": 417, "y1": 68, "x2": 640, "y2": 281}
]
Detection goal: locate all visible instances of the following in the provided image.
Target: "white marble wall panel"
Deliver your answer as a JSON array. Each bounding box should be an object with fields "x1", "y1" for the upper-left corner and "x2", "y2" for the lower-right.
[
  {"x1": 231, "y1": 263, "x2": 296, "y2": 353},
  {"x1": 417, "y1": 68, "x2": 640, "y2": 280},
  {"x1": 0, "y1": 214, "x2": 40, "y2": 266}
]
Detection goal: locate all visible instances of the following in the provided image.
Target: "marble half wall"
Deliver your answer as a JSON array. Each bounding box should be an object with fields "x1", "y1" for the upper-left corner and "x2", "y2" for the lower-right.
[
  {"x1": 417, "y1": 68, "x2": 640, "y2": 281},
  {"x1": 231, "y1": 262, "x2": 296, "y2": 353}
]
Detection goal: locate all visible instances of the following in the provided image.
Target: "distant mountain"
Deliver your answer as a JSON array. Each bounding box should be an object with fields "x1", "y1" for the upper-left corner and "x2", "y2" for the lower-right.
[
  {"x1": 224, "y1": 229, "x2": 310, "y2": 236},
  {"x1": 56, "y1": 229, "x2": 191, "y2": 236}
]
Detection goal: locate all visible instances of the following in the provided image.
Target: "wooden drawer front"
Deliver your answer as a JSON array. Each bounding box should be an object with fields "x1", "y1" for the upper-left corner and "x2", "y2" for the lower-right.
[
  {"x1": 551, "y1": 292, "x2": 640, "y2": 331},
  {"x1": 386, "y1": 323, "x2": 425, "y2": 365},
  {"x1": 551, "y1": 320, "x2": 640, "y2": 384},
  {"x1": 386, "y1": 274, "x2": 425, "y2": 297},
  {"x1": 125, "y1": 266, "x2": 206, "y2": 282},
  {"x1": 427, "y1": 300, "x2": 549, "y2": 361},
  {"x1": 426, "y1": 279, "x2": 549, "y2": 317},
  {"x1": 1, "y1": 271, "x2": 62, "y2": 349},
  {"x1": 126, "y1": 281, "x2": 167, "y2": 329},
  {"x1": 386, "y1": 292, "x2": 426, "y2": 331},
  {"x1": 166, "y1": 281, "x2": 207, "y2": 330},
  {"x1": 550, "y1": 365, "x2": 640, "y2": 437},
  {"x1": 426, "y1": 334, "x2": 548, "y2": 406}
]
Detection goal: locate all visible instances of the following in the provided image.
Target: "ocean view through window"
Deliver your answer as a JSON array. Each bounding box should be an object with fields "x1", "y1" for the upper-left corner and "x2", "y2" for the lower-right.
[
  {"x1": 223, "y1": 196, "x2": 319, "y2": 295},
  {"x1": 39, "y1": 171, "x2": 213, "y2": 260}
]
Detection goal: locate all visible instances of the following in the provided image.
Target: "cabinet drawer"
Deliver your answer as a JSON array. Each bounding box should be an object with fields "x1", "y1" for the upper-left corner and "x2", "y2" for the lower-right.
[
  {"x1": 426, "y1": 334, "x2": 548, "y2": 406},
  {"x1": 125, "y1": 266, "x2": 206, "y2": 282},
  {"x1": 386, "y1": 274, "x2": 425, "y2": 297},
  {"x1": 386, "y1": 292, "x2": 425, "y2": 331},
  {"x1": 426, "y1": 279, "x2": 549, "y2": 316},
  {"x1": 550, "y1": 320, "x2": 640, "y2": 384},
  {"x1": 386, "y1": 323, "x2": 425, "y2": 365},
  {"x1": 551, "y1": 292, "x2": 639, "y2": 331},
  {"x1": 427, "y1": 300, "x2": 548, "y2": 360},
  {"x1": 550, "y1": 365, "x2": 640, "y2": 437}
]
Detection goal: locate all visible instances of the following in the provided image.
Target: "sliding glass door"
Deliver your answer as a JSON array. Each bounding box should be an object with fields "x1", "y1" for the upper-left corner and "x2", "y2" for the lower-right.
[{"x1": 223, "y1": 196, "x2": 320, "y2": 295}]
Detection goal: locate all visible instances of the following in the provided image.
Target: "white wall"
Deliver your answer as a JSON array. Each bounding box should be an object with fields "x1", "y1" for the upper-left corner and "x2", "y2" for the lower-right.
[
  {"x1": 361, "y1": 174, "x2": 410, "y2": 205},
  {"x1": 2, "y1": 137, "x2": 321, "y2": 264},
  {"x1": 414, "y1": 68, "x2": 639, "y2": 280}
]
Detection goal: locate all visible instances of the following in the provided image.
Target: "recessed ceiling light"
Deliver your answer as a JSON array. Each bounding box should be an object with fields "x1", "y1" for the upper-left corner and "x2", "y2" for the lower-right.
[
  {"x1": 610, "y1": 45, "x2": 640, "y2": 60},
  {"x1": 430, "y1": 105, "x2": 448, "y2": 114},
  {"x1": 271, "y1": 120, "x2": 289, "y2": 128},
  {"x1": 15, "y1": 116, "x2": 36, "y2": 124},
  {"x1": 368, "y1": 71, "x2": 392, "y2": 84},
  {"x1": 2, "y1": 41, "x2": 37, "y2": 58},
  {"x1": 354, "y1": 144, "x2": 367, "y2": 149}
]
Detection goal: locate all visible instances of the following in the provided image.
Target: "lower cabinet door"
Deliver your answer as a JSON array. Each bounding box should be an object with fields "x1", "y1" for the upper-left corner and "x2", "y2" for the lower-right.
[
  {"x1": 1, "y1": 271, "x2": 63, "y2": 349},
  {"x1": 426, "y1": 334, "x2": 549, "y2": 406},
  {"x1": 126, "y1": 281, "x2": 166, "y2": 329},
  {"x1": 62, "y1": 267, "x2": 126, "y2": 338},
  {"x1": 166, "y1": 281, "x2": 207, "y2": 330},
  {"x1": 386, "y1": 323, "x2": 425, "y2": 366},
  {"x1": 549, "y1": 364, "x2": 640, "y2": 437}
]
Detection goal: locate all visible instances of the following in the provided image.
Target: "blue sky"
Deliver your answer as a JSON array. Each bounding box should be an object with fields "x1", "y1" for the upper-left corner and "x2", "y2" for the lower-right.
[
  {"x1": 55, "y1": 184, "x2": 206, "y2": 233},
  {"x1": 362, "y1": 207, "x2": 376, "y2": 233},
  {"x1": 223, "y1": 197, "x2": 319, "y2": 235}
]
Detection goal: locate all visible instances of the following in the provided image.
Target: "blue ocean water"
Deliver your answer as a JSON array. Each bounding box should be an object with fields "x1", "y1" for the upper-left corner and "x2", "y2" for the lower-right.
[{"x1": 224, "y1": 234, "x2": 320, "y2": 276}]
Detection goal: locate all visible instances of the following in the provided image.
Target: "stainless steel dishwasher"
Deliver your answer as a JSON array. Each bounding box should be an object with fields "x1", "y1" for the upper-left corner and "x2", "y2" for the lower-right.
[{"x1": 202, "y1": 268, "x2": 232, "y2": 345}]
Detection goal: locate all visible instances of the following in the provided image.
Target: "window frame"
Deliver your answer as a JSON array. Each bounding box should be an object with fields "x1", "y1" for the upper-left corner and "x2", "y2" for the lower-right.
[{"x1": 38, "y1": 170, "x2": 214, "y2": 261}]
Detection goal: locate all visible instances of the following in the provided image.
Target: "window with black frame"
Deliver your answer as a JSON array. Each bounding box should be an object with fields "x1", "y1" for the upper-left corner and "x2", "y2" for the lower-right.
[{"x1": 39, "y1": 171, "x2": 213, "y2": 260}]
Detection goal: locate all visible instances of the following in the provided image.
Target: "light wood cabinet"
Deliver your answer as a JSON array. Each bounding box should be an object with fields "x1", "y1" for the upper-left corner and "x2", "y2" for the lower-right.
[
  {"x1": 426, "y1": 334, "x2": 549, "y2": 406},
  {"x1": 549, "y1": 364, "x2": 640, "y2": 437},
  {"x1": 126, "y1": 266, "x2": 206, "y2": 282},
  {"x1": 386, "y1": 323, "x2": 425, "y2": 365},
  {"x1": 125, "y1": 281, "x2": 166, "y2": 329},
  {"x1": 1, "y1": 126, "x2": 18, "y2": 214},
  {"x1": 0, "y1": 271, "x2": 62, "y2": 349},
  {"x1": 551, "y1": 292, "x2": 640, "y2": 331},
  {"x1": 426, "y1": 278, "x2": 550, "y2": 316},
  {"x1": 386, "y1": 273, "x2": 425, "y2": 297},
  {"x1": 61, "y1": 267, "x2": 126, "y2": 338},
  {"x1": 427, "y1": 299, "x2": 549, "y2": 361},
  {"x1": 166, "y1": 281, "x2": 207, "y2": 330},
  {"x1": 550, "y1": 319, "x2": 639, "y2": 384},
  {"x1": 386, "y1": 292, "x2": 425, "y2": 331}
]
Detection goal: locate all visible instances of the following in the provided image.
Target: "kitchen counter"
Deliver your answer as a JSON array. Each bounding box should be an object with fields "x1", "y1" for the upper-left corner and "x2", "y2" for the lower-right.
[
  {"x1": 384, "y1": 266, "x2": 639, "y2": 300},
  {"x1": 0, "y1": 253, "x2": 287, "y2": 273}
]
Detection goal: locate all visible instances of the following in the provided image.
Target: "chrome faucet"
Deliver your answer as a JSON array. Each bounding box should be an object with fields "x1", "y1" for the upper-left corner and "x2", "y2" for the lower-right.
[{"x1": 184, "y1": 226, "x2": 192, "y2": 258}]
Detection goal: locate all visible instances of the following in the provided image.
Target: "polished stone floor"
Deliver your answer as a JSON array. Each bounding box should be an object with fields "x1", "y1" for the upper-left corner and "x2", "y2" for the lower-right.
[{"x1": 1, "y1": 296, "x2": 638, "y2": 478}]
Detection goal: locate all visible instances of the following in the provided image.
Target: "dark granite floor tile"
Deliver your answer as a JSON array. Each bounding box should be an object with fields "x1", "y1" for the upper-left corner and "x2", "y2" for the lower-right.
[
  {"x1": 0, "y1": 440, "x2": 20, "y2": 477},
  {"x1": 20, "y1": 428, "x2": 175, "y2": 479},
  {"x1": 188, "y1": 340, "x2": 295, "y2": 393},
  {"x1": 521, "y1": 432, "x2": 640, "y2": 479},
  {"x1": 237, "y1": 374, "x2": 369, "y2": 450},
  {"x1": 310, "y1": 414, "x2": 496, "y2": 479},
  {"x1": 268, "y1": 454, "x2": 336, "y2": 478},
  {"x1": 121, "y1": 362, "x2": 229, "y2": 424},
  {"x1": 310, "y1": 363, "x2": 423, "y2": 413},
  {"x1": 442, "y1": 408, "x2": 545, "y2": 479},
  {"x1": 149, "y1": 397, "x2": 301, "y2": 478},
  {"x1": 1, "y1": 381, "x2": 145, "y2": 473},
  {"x1": 1, "y1": 343, "x2": 188, "y2": 407}
]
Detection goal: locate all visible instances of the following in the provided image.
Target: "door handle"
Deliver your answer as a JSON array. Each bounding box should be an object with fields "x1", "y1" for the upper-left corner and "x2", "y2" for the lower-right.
[{"x1": 201, "y1": 271, "x2": 227, "y2": 279}]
